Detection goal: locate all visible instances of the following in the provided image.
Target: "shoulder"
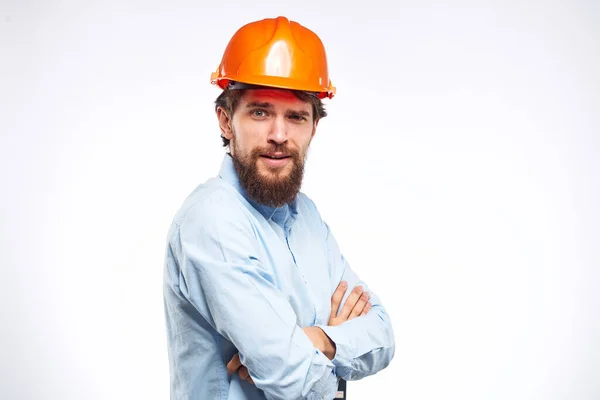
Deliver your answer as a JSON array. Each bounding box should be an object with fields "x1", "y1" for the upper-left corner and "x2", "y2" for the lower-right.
[
  {"x1": 294, "y1": 192, "x2": 329, "y2": 236},
  {"x1": 170, "y1": 178, "x2": 254, "y2": 236},
  {"x1": 295, "y1": 191, "x2": 321, "y2": 217},
  {"x1": 167, "y1": 178, "x2": 262, "y2": 263}
]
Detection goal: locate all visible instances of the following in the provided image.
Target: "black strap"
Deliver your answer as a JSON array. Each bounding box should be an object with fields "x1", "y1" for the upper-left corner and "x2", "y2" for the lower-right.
[{"x1": 336, "y1": 378, "x2": 347, "y2": 399}]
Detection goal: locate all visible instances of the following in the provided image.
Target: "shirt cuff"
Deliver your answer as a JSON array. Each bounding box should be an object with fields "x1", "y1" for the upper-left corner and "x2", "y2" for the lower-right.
[{"x1": 317, "y1": 324, "x2": 355, "y2": 368}]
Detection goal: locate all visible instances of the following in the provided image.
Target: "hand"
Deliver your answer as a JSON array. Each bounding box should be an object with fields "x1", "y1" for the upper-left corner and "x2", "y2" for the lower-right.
[
  {"x1": 328, "y1": 281, "x2": 371, "y2": 326},
  {"x1": 302, "y1": 326, "x2": 336, "y2": 360},
  {"x1": 227, "y1": 353, "x2": 254, "y2": 385}
]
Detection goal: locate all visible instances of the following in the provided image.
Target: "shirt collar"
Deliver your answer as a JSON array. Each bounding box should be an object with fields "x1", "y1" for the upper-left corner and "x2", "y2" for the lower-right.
[{"x1": 218, "y1": 153, "x2": 298, "y2": 227}]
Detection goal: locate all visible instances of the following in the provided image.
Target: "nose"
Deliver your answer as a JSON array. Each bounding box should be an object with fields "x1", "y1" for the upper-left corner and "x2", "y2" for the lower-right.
[{"x1": 267, "y1": 116, "x2": 287, "y2": 145}]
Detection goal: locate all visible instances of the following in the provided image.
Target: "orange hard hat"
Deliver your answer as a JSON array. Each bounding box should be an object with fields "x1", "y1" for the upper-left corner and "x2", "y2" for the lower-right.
[{"x1": 210, "y1": 16, "x2": 336, "y2": 99}]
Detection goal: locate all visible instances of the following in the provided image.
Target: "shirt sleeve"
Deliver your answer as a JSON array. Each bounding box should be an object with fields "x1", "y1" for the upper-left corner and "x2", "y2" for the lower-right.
[
  {"x1": 172, "y1": 191, "x2": 338, "y2": 400},
  {"x1": 316, "y1": 221, "x2": 396, "y2": 381}
]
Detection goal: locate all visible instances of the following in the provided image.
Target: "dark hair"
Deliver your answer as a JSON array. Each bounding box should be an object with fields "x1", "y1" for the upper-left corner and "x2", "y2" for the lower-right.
[{"x1": 214, "y1": 88, "x2": 328, "y2": 147}]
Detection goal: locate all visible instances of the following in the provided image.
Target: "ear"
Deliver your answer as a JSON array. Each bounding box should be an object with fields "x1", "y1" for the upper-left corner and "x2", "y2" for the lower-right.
[
  {"x1": 311, "y1": 118, "x2": 319, "y2": 138},
  {"x1": 216, "y1": 107, "x2": 234, "y2": 140}
]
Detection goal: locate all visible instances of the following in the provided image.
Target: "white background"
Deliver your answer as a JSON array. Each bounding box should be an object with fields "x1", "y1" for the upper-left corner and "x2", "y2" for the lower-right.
[{"x1": 1, "y1": 0, "x2": 599, "y2": 399}]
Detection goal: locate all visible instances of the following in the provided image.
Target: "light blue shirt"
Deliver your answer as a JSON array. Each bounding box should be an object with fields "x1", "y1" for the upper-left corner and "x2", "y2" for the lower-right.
[{"x1": 163, "y1": 154, "x2": 395, "y2": 399}]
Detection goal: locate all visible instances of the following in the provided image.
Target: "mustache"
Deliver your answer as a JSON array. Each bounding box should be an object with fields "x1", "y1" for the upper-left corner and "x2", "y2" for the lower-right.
[{"x1": 251, "y1": 145, "x2": 300, "y2": 158}]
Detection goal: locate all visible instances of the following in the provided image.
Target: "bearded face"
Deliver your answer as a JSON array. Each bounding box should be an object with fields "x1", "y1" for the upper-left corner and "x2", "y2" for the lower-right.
[
  {"x1": 220, "y1": 89, "x2": 317, "y2": 208},
  {"x1": 231, "y1": 140, "x2": 306, "y2": 207}
]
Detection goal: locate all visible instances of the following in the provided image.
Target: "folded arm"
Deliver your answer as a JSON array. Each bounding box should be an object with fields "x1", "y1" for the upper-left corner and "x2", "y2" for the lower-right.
[
  {"x1": 317, "y1": 222, "x2": 396, "y2": 381},
  {"x1": 171, "y1": 193, "x2": 338, "y2": 399}
]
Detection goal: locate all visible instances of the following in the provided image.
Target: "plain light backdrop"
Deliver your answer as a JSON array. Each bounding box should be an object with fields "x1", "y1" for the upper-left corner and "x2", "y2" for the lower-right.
[{"x1": 1, "y1": 0, "x2": 599, "y2": 399}]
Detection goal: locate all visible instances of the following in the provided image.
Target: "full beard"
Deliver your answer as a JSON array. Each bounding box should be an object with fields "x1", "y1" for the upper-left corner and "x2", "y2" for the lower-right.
[{"x1": 231, "y1": 143, "x2": 305, "y2": 208}]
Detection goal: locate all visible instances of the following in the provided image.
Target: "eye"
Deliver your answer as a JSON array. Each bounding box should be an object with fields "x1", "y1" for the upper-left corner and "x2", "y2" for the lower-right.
[
  {"x1": 251, "y1": 109, "x2": 268, "y2": 118},
  {"x1": 288, "y1": 113, "x2": 308, "y2": 122}
]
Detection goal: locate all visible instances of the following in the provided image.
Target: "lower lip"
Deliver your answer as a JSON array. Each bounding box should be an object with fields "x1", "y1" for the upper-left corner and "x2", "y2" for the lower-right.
[{"x1": 260, "y1": 156, "x2": 291, "y2": 168}]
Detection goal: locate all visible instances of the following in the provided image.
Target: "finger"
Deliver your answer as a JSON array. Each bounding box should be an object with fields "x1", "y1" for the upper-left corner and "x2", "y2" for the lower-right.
[
  {"x1": 226, "y1": 353, "x2": 242, "y2": 375},
  {"x1": 248, "y1": 376, "x2": 254, "y2": 385},
  {"x1": 329, "y1": 281, "x2": 348, "y2": 320},
  {"x1": 360, "y1": 301, "x2": 372, "y2": 316},
  {"x1": 349, "y1": 291, "x2": 370, "y2": 319},
  {"x1": 238, "y1": 366, "x2": 250, "y2": 381},
  {"x1": 338, "y1": 285, "x2": 364, "y2": 320}
]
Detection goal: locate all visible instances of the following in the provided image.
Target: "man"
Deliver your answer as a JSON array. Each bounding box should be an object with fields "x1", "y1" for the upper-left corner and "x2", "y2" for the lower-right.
[{"x1": 163, "y1": 16, "x2": 395, "y2": 399}]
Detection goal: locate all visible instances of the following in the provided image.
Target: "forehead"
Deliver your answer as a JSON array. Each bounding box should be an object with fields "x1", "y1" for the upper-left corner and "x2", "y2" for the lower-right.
[{"x1": 241, "y1": 89, "x2": 311, "y2": 110}]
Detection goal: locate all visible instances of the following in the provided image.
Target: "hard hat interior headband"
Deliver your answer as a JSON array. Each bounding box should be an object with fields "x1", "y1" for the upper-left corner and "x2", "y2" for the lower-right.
[{"x1": 226, "y1": 81, "x2": 320, "y2": 98}]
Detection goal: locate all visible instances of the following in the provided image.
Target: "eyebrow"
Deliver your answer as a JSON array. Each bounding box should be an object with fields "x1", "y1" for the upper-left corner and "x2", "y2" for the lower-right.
[
  {"x1": 292, "y1": 110, "x2": 311, "y2": 117},
  {"x1": 246, "y1": 102, "x2": 274, "y2": 109},
  {"x1": 246, "y1": 102, "x2": 311, "y2": 117}
]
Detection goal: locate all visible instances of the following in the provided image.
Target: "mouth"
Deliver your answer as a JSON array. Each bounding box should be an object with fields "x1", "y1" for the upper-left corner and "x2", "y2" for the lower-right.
[
  {"x1": 260, "y1": 153, "x2": 291, "y2": 160},
  {"x1": 258, "y1": 153, "x2": 292, "y2": 168}
]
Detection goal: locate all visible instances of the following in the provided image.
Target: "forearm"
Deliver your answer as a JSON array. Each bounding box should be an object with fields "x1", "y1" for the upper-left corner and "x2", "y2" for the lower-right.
[
  {"x1": 235, "y1": 324, "x2": 338, "y2": 399},
  {"x1": 318, "y1": 303, "x2": 395, "y2": 380},
  {"x1": 194, "y1": 273, "x2": 339, "y2": 398},
  {"x1": 322, "y1": 224, "x2": 396, "y2": 379}
]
